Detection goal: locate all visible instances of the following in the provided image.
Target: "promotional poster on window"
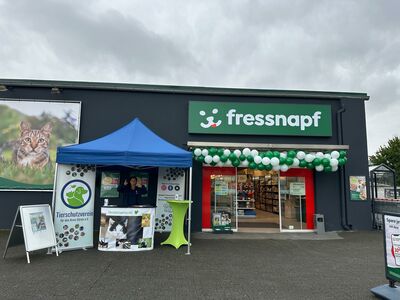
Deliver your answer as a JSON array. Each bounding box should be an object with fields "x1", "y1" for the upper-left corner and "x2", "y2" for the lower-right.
[
  {"x1": 98, "y1": 207, "x2": 155, "y2": 251},
  {"x1": 384, "y1": 214, "x2": 400, "y2": 281},
  {"x1": 53, "y1": 164, "x2": 96, "y2": 251},
  {"x1": 155, "y1": 168, "x2": 186, "y2": 232},
  {"x1": 0, "y1": 99, "x2": 81, "y2": 190}
]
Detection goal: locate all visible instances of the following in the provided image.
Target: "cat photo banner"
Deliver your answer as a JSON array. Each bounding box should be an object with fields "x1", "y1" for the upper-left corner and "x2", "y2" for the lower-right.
[
  {"x1": 53, "y1": 164, "x2": 96, "y2": 251},
  {"x1": 0, "y1": 99, "x2": 81, "y2": 191}
]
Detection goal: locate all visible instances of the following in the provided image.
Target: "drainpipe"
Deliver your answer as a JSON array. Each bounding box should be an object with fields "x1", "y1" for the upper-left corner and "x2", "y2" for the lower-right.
[{"x1": 337, "y1": 100, "x2": 352, "y2": 230}]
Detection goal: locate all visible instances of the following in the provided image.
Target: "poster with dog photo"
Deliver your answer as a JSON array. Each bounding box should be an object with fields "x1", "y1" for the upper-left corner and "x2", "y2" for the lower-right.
[{"x1": 0, "y1": 99, "x2": 81, "y2": 190}]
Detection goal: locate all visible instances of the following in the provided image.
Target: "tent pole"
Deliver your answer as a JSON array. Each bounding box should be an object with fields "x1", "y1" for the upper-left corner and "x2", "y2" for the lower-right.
[
  {"x1": 186, "y1": 167, "x2": 193, "y2": 255},
  {"x1": 48, "y1": 162, "x2": 59, "y2": 255}
]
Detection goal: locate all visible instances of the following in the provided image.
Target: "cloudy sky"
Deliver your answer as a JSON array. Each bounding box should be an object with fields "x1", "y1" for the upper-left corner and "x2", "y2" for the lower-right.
[{"x1": 0, "y1": 0, "x2": 399, "y2": 155}]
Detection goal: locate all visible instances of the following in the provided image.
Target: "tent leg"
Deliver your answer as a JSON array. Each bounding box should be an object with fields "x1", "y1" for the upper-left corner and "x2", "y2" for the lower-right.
[
  {"x1": 186, "y1": 167, "x2": 192, "y2": 256},
  {"x1": 49, "y1": 163, "x2": 59, "y2": 255}
]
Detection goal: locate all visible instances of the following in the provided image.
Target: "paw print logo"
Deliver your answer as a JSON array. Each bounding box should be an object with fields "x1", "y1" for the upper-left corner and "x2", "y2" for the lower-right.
[{"x1": 200, "y1": 108, "x2": 222, "y2": 129}]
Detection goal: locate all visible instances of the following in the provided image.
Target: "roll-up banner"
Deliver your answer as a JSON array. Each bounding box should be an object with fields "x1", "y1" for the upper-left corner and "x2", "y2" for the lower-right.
[
  {"x1": 53, "y1": 164, "x2": 96, "y2": 251},
  {"x1": 155, "y1": 167, "x2": 185, "y2": 232}
]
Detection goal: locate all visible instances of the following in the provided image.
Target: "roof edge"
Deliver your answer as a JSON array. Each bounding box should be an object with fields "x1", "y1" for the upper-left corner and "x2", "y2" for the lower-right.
[{"x1": 0, "y1": 78, "x2": 370, "y2": 100}]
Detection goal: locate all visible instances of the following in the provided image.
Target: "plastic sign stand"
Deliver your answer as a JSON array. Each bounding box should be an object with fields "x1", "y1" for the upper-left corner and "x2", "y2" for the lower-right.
[
  {"x1": 370, "y1": 284, "x2": 400, "y2": 299},
  {"x1": 3, "y1": 205, "x2": 59, "y2": 264}
]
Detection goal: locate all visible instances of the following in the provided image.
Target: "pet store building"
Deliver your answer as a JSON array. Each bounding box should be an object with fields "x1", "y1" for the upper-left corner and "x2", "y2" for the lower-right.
[{"x1": 0, "y1": 79, "x2": 371, "y2": 233}]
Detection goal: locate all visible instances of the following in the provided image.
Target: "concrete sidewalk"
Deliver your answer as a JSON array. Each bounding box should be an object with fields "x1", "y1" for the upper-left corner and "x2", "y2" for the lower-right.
[{"x1": 0, "y1": 230, "x2": 386, "y2": 299}]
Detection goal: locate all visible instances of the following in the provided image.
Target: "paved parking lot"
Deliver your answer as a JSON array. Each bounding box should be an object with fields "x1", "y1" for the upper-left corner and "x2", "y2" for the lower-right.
[{"x1": 0, "y1": 230, "x2": 387, "y2": 299}]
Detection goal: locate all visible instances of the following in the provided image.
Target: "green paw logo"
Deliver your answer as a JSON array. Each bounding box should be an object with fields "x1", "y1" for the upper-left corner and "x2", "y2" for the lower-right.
[{"x1": 61, "y1": 180, "x2": 92, "y2": 209}]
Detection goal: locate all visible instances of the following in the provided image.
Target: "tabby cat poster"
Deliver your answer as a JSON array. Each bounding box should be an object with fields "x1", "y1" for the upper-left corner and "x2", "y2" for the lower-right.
[{"x1": 0, "y1": 99, "x2": 81, "y2": 190}]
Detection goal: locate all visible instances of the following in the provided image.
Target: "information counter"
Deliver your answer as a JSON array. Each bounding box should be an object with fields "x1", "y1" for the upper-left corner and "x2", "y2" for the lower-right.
[{"x1": 98, "y1": 205, "x2": 155, "y2": 252}]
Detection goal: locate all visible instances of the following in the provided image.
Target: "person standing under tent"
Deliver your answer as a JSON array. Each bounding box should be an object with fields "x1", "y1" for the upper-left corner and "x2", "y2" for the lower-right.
[{"x1": 118, "y1": 176, "x2": 147, "y2": 206}]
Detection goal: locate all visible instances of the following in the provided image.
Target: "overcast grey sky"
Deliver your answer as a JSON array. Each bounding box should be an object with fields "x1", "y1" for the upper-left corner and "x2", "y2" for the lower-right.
[{"x1": 0, "y1": 0, "x2": 399, "y2": 155}]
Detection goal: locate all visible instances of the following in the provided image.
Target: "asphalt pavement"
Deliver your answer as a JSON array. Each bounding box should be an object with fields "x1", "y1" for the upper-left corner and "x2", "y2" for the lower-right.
[{"x1": 0, "y1": 230, "x2": 388, "y2": 299}]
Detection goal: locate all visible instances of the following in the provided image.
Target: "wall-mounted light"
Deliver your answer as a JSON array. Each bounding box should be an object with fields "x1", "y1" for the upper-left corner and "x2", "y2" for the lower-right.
[
  {"x1": 51, "y1": 87, "x2": 61, "y2": 94},
  {"x1": 0, "y1": 85, "x2": 8, "y2": 92}
]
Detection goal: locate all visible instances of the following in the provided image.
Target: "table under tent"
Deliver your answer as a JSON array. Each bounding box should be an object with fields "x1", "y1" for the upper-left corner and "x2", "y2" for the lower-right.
[{"x1": 52, "y1": 118, "x2": 193, "y2": 253}]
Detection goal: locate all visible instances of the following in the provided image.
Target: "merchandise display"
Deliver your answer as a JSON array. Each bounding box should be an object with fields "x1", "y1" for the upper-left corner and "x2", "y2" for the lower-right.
[{"x1": 253, "y1": 172, "x2": 279, "y2": 214}]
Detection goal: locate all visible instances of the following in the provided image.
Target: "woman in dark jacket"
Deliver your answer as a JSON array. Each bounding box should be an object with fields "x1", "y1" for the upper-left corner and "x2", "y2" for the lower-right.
[{"x1": 117, "y1": 176, "x2": 147, "y2": 206}]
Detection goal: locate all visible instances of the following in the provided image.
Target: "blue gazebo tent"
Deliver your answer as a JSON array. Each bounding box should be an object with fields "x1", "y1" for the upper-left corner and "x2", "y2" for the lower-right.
[
  {"x1": 56, "y1": 118, "x2": 192, "y2": 167},
  {"x1": 54, "y1": 118, "x2": 193, "y2": 254}
]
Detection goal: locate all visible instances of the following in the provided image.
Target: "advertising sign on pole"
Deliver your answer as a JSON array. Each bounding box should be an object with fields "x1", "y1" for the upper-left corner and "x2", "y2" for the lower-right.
[
  {"x1": 53, "y1": 164, "x2": 96, "y2": 251},
  {"x1": 155, "y1": 167, "x2": 186, "y2": 232}
]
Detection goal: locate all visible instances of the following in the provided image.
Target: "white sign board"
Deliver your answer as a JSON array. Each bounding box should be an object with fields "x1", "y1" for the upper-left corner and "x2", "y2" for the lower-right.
[
  {"x1": 290, "y1": 182, "x2": 305, "y2": 196},
  {"x1": 155, "y1": 168, "x2": 185, "y2": 232},
  {"x1": 384, "y1": 214, "x2": 400, "y2": 282},
  {"x1": 53, "y1": 164, "x2": 96, "y2": 251},
  {"x1": 18, "y1": 204, "x2": 58, "y2": 261}
]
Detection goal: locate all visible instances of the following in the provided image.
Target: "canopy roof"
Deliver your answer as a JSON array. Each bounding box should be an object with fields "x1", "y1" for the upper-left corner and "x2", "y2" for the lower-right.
[{"x1": 56, "y1": 118, "x2": 192, "y2": 167}]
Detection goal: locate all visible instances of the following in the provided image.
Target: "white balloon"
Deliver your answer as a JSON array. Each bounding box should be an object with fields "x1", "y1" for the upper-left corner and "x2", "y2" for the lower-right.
[
  {"x1": 251, "y1": 149, "x2": 259, "y2": 157},
  {"x1": 217, "y1": 161, "x2": 224, "y2": 167},
  {"x1": 273, "y1": 165, "x2": 281, "y2": 171},
  {"x1": 331, "y1": 151, "x2": 340, "y2": 159},
  {"x1": 280, "y1": 164, "x2": 289, "y2": 172},
  {"x1": 315, "y1": 165, "x2": 324, "y2": 172},
  {"x1": 194, "y1": 148, "x2": 202, "y2": 156},
  {"x1": 331, "y1": 165, "x2": 338, "y2": 172},
  {"x1": 201, "y1": 149, "x2": 209, "y2": 157},
  {"x1": 280, "y1": 151, "x2": 287, "y2": 158},
  {"x1": 305, "y1": 154, "x2": 315, "y2": 162},
  {"x1": 254, "y1": 155, "x2": 262, "y2": 164},
  {"x1": 296, "y1": 151, "x2": 306, "y2": 160},
  {"x1": 262, "y1": 157, "x2": 271, "y2": 165},
  {"x1": 234, "y1": 149, "x2": 241, "y2": 157},
  {"x1": 270, "y1": 157, "x2": 280, "y2": 166},
  {"x1": 292, "y1": 158, "x2": 300, "y2": 167},
  {"x1": 225, "y1": 160, "x2": 232, "y2": 166},
  {"x1": 324, "y1": 154, "x2": 331, "y2": 159},
  {"x1": 242, "y1": 148, "x2": 251, "y2": 156},
  {"x1": 204, "y1": 155, "x2": 213, "y2": 164},
  {"x1": 316, "y1": 152, "x2": 324, "y2": 159},
  {"x1": 212, "y1": 155, "x2": 220, "y2": 163},
  {"x1": 240, "y1": 160, "x2": 249, "y2": 167},
  {"x1": 223, "y1": 149, "x2": 231, "y2": 156},
  {"x1": 330, "y1": 158, "x2": 339, "y2": 167}
]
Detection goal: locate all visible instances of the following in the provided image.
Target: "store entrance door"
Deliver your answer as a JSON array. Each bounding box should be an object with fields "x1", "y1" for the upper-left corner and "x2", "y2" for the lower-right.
[
  {"x1": 279, "y1": 169, "x2": 315, "y2": 231},
  {"x1": 202, "y1": 167, "x2": 237, "y2": 231}
]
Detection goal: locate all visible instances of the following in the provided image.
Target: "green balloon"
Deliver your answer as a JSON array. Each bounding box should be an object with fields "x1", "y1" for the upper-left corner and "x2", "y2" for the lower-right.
[
  {"x1": 344, "y1": 157, "x2": 347, "y2": 163},
  {"x1": 265, "y1": 164, "x2": 273, "y2": 171},
  {"x1": 198, "y1": 155, "x2": 205, "y2": 163},
  {"x1": 220, "y1": 155, "x2": 228, "y2": 162},
  {"x1": 299, "y1": 160, "x2": 307, "y2": 168},
  {"x1": 232, "y1": 160, "x2": 240, "y2": 167},
  {"x1": 312, "y1": 158, "x2": 321, "y2": 166},
  {"x1": 286, "y1": 157, "x2": 294, "y2": 166},
  {"x1": 210, "y1": 161, "x2": 217, "y2": 166},
  {"x1": 217, "y1": 148, "x2": 224, "y2": 156},
  {"x1": 273, "y1": 151, "x2": 280, "y2": 158},
  {"x1": 239, "y1": 154, "x2": 246, "y2": 161},
  {"x1": 287, "y1": 150, "x2": 296, "y2": 158},
  {"x1": 307, "y1": 162, "x2": 314, "y2": 169},
  {"x1": 249, "y1": 162, "x2": 257, "y2": 169},
  {"x1": 257, "y1": 164, "x2": 265, "y2": 170},
  {"x1": 229, "y1": 153, "x2": 237, "y2": 161},
  {"x1": 338, "y1": 158, "x2": 346, "y2": 166},
  {"x1": 247, "y1": 155, "x2": 254, "y2": 162},
  {"x1": 324, "y1": 166, "x2": 332, "y2": 172},
  {"x1": 322, "y1": 158, "x2": 330, "y2": 167},
  {"x1": 265, "y1": 151, "x2": 273, "y2": 158},
  {"x1": 209, "y1": 147, "x2": 217, "y2": 156},
  {"x1": 339, "y1": 150, "x2": 347, "y2": 158},
  {"x1": 279, "y1": 157, "x2": 286, "y2": 165},
  {"x1": 260, "y1": 152, "x2": 266, "y2": 158}
]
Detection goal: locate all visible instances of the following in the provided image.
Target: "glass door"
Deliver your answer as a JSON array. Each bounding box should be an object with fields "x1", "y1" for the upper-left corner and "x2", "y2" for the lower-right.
[
  {"x1": 202, "y1": 167, "x2": 237, "y2": 231},
  {"x1": 279, "y1": 169, "x2": 314, "y2": 231}
]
